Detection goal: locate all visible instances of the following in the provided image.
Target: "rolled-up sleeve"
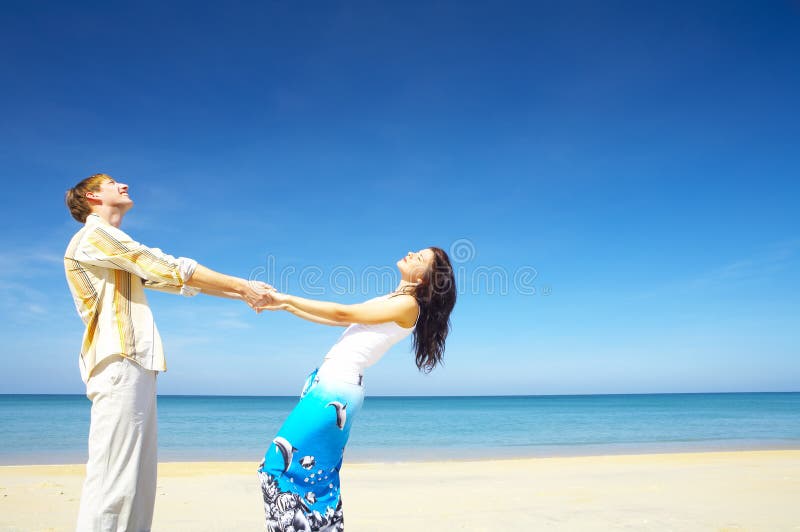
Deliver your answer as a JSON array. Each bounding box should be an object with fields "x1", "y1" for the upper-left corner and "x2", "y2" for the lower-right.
[
  {"x1": 77, "y1": 225, "x2": 197, "y2": 293},
  {"x1": 142, "y1": 279, "x2": 201, "y2": 297}
]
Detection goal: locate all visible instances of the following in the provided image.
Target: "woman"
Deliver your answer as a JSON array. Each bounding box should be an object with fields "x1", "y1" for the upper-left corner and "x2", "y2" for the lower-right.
[{"x1": 256, "y1": 247, "x2": 456, "y2": 531}]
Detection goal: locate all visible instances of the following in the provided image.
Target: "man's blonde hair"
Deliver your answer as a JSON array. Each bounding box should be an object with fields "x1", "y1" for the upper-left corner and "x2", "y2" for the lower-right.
[{"x1": 65, "y1": 173, "x2": 110, "y2": 223}]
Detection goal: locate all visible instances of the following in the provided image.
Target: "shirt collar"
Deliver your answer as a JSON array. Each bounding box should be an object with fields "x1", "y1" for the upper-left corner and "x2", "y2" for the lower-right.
[{"x1": 85, "y1": 213, "x2": 109, "y2": 226}]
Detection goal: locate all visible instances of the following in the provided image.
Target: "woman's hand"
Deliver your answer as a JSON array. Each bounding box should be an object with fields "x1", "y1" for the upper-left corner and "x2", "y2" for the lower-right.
[{"x1": 255, "y1": 288, "x2": 287, "y2": 313}]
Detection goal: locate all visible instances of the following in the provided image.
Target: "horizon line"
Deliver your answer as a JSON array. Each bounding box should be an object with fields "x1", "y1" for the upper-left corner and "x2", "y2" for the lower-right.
[{"x1": 2, "y1": 390, "x2": 798, "y2": 399}]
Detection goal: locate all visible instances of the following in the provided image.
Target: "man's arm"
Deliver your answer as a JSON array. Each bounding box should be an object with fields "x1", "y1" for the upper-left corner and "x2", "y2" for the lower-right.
[
  {"x1": 78, "y1": 224, "x2": 197, "y2": 287},
  {"x1": 76, "y1": 224, "x2": 270, "y2": 307},
  {"x1": 142, "y1": 279, "x2": 200, "y2": 296},
  {"x1": 185, "y1": 264, "x2": 271, "y2": 307},
  {"x1": 145, "y1": 276, "x2": 260, "y2": 301},
  {"x1": 198, "y1": 288, "x2": 244, "y2": 300}
]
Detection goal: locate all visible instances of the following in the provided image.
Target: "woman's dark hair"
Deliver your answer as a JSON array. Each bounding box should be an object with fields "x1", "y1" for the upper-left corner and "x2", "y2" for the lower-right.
[{"x1": 405, "y1": 247, "x2": 457, "y2": 372}]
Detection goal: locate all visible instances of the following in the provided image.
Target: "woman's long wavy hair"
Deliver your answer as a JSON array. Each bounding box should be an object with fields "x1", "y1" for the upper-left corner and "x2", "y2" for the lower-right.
[{"x1": 401, "y1": 247, "x2": 457, "y2": 372}]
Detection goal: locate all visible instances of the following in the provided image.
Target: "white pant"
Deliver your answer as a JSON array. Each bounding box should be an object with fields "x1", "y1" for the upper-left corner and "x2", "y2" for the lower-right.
[{"x1": 77, "y1": 356, "x2": 158, "y2": 532}]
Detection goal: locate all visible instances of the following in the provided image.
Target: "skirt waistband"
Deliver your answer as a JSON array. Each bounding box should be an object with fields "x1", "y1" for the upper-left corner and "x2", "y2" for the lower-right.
[{"x1": 317, "y1": 362, "x2": 364, "y2": 386}]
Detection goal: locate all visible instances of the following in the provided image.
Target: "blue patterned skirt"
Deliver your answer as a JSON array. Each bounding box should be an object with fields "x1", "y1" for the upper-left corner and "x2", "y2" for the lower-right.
[{"x1": 258, "y1": 368, "x2": 365, "y2": 531}]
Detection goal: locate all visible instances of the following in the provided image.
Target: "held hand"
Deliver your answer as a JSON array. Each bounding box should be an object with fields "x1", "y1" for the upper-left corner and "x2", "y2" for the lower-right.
[
  {"x1": 254, "y1": 290, "x2": 288, "y2": 314},
  {"x1": 240, "y1": 280, "x2": 274, "y2": 310},
  {"x1": 248, "y1": 281, "x2": 274, "y2": 292}
]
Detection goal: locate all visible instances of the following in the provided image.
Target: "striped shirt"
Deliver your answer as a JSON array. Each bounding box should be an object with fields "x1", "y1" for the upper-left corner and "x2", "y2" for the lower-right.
[{"x1": 64, "y1": 213, "x2": 198, "y2": 383}]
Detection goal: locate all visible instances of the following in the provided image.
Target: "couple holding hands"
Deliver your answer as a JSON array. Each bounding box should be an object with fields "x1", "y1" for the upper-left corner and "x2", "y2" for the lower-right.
[{"x1": 64, "y1": 174, "x2": 456, "y2": 531}]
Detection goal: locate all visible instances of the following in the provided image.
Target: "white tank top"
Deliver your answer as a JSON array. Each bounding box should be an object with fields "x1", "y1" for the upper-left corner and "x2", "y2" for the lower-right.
[{"x1": 322, "y1": 295, "x2": 417, "y2": 374}]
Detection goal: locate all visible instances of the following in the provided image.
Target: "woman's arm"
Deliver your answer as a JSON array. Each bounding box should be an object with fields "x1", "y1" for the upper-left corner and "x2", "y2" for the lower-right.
[
  {"x1": 264, "y1": 292, "x2": 418, "y2": 328},
  {"x1": 271, "y1": 303, "x2": 350, "y2": 327}
]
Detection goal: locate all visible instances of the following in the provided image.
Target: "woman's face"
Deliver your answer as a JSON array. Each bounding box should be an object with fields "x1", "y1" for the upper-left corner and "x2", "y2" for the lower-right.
[{"x1": 397, "y1": 248, "x2": 435, "y2": 282}]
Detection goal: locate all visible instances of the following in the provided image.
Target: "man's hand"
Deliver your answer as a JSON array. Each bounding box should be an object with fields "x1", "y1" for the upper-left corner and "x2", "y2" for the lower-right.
[{"x1": 240, "y1": 280, "x2": 274, "y2": 310}]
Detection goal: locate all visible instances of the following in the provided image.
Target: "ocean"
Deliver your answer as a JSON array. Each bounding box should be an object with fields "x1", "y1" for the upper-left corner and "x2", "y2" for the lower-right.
[{"x1": 1, "y1": 393, "x2": 798, "y2": 465}]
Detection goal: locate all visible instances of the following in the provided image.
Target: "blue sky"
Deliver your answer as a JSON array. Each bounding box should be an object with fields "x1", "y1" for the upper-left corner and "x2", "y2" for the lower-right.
[{"x1": 0, "y1": 1, "x2": 797, "y2": 395}]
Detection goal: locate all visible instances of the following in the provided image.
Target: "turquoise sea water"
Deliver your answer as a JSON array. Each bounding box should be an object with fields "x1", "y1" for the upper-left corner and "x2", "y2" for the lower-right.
[{"x1": 1, "y1": 393, "x2": 798, "y2": 465}]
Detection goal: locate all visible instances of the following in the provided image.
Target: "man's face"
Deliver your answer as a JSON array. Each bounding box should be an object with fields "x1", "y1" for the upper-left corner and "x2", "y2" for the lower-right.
[{"x1": 91, "y1": 177, "x2": 134, "y2": 211}]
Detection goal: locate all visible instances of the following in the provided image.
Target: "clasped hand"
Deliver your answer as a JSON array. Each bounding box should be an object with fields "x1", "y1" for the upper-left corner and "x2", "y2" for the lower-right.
[
  {"x1": 241, "y1": 281, "x2": 274, "y2": 311},
  {"x1": 241, "y1": 281, "x2": 287, "y2": 312}
]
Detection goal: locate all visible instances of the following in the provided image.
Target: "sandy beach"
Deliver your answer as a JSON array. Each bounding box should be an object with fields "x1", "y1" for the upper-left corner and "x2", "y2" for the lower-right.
[{"x1": 1, "y1": 450, "x2": 798, "y2": 531}]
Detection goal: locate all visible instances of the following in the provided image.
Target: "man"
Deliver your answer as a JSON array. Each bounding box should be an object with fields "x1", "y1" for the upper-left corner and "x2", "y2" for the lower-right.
[{"x1": 63, "y1": 173, "x2": 270, "y2": 531}]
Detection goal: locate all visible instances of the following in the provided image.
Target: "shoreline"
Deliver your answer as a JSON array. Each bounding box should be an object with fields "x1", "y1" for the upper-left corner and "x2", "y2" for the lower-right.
[
  {"x1": 3, "y1": 439, "x2": 800, "y2": 467},
  {"x1": 2, "y1": 450, "x2": 798, "y2": 530},
  {"x1": 2, "y1": 446, "x2": 800, "y2": 469},
  {"x1": 3, "y1": 447, "x2": 799, "y2": 469}
]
